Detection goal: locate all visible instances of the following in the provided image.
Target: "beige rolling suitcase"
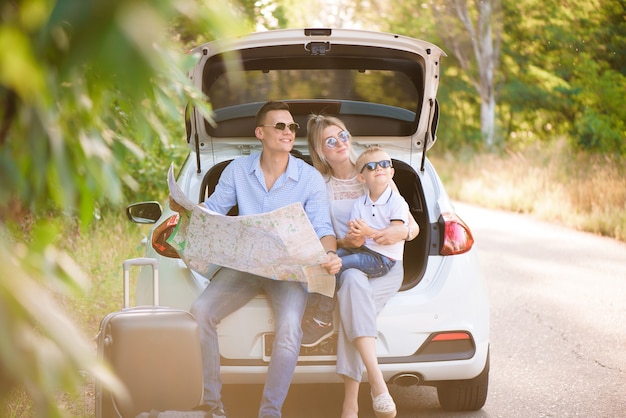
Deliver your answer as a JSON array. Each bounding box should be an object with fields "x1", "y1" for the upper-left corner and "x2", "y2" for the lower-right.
[{"x1": 95, "y1": 258, "x2": 203, "y2": 418}]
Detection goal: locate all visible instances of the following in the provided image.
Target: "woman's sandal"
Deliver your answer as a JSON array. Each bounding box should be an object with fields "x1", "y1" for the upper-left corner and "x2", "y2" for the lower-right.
[{"x1": 371, "y1": 392, "x2": 397, "y2": 418}]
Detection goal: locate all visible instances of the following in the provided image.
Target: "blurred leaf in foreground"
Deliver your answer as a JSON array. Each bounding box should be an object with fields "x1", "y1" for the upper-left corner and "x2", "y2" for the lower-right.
[{"x1": 0, "y1": 0, "x2": 245, "y2": 415}]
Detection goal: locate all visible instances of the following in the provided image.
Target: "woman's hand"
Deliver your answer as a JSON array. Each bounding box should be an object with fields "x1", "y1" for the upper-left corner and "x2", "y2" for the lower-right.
[
  {"x1": 342, "y1": 222, "x2": 366, "y2": 248},
  {"x1": 320, "y1": 252, "x2": 342, "y2": 275}
]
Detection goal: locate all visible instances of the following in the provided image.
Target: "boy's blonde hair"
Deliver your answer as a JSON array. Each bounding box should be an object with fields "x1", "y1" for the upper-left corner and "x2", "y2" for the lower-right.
[{"x1": 355, "y1": 146, "x2": 391, "y2": 173}]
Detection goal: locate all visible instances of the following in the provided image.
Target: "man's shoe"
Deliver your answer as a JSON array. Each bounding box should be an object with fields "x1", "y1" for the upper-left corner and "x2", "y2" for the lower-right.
[
  {"x1": 301, "y1": 317, "x2": 334, "y2": 347},
  {"x1": 192, "y1": 404, "x2": 227, "y2": 418}
]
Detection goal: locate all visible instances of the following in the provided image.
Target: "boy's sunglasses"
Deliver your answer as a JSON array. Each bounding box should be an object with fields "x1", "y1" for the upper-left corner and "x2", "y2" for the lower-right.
[
  {"x1": 360, "y1": 160, "x2": 392, "y2": 173},
  {"x1": 324, "y1": 130, "x2": 351, "y2": 148},
  {"x1": 259, "y1": 122, "x2": 300, "y2": 132}
]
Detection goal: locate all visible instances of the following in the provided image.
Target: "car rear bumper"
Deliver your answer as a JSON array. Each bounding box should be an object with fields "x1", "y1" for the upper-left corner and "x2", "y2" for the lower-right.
[{"x1": 218, "y1": 344, "x2": 489, "y2": 385}]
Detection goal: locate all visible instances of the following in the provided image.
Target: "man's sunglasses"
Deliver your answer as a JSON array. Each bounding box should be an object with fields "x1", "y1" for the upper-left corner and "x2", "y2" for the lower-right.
[
  {"x1": 259, "y1": 122, "x2": 300, "y2": 132},
  {"x1": 324, "y1": 130, "x2": 351, "y2": 148},
  {"x1": 360, "y1": 160, "x2": 393, "y2": 173}
]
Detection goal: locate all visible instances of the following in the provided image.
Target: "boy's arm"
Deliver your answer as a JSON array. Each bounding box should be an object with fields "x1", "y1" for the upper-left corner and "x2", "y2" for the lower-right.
[
  {"x1": 349, "y1": 218, "x2": 377, "y2": 237},
  {"x1": 351, "y1": 218, "x2": 404, "y2": 238},
  {"x1": 356, "y1": 195, "x2": 411, "y2": 244},
  {"x1": 349, "y1": 192, "x2": 407, "y2": 238},
  {"x1": 361, "y1": 220, "x2": 408, "y2": 245}
]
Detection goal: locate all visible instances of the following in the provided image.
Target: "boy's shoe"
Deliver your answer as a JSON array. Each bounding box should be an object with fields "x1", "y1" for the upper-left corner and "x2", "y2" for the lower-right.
[
  {"x1": 192, "y1": 404, "x2": 227, "y2": 418},
  {"x1": 209, "y1": 408, "x2": 227, "y2": 418},
  {"x1": 301, "y1": 317, "x2": 334, "y2": 347}
]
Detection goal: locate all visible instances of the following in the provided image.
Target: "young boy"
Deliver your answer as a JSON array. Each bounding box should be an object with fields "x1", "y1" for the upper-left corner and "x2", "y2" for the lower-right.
[
  {"x1": 301, "y1": 147, "x2": 409, "y2": 347},
  {"x1": 337, "y1": 147, "x2": 408, "y2": 278}
]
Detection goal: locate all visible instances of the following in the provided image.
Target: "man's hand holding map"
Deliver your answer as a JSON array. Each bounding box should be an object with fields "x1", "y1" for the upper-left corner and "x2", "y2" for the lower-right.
[{"x1": 166, "y1": 165, "x2": 336, "y2": 297}]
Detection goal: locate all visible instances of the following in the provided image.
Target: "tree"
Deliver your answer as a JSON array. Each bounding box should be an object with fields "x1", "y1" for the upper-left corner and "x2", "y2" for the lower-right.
[
  {"x1": 430, "y1": 0, "x2": 503, "y2": 149},
  {"x1": 499, "y1": 0, "x2": 626, "y2": 154},
  {"x1": 0, "y1": 0, "x2": 245, "y2": 415}
]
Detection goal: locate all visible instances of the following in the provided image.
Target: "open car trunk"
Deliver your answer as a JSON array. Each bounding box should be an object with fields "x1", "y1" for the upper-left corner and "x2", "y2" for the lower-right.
[{"x1": 198, "y1": 154, "x2": 430, "y2": 290}]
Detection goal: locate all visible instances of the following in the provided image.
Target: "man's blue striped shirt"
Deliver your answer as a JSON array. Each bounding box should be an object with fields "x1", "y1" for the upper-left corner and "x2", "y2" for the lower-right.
[{"x1": 203, "y1": 152, "x2": 335, "y2": 239}]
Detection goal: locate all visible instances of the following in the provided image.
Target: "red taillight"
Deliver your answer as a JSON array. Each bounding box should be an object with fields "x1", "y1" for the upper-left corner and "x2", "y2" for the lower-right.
[{"x1": 440, "y1": 212, "x2": 474, "y2": 255}]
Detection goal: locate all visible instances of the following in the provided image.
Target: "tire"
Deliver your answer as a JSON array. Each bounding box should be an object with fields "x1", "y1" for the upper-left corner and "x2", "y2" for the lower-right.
[{"x1": 436, "y1": 350, "x2": 490, "y2": 411}]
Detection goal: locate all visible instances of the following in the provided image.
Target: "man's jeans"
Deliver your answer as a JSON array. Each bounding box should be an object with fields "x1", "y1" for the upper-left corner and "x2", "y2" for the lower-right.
[
  {"x1": 191, "y1": 267, "x2": 308, "y2": 418},
  {"x1": 309, "y1": 247, "x2": 396, "y2": 321}
]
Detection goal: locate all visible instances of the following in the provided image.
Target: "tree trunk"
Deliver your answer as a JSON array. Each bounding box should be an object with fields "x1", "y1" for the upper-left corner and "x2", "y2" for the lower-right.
[
  {"x1": 435, "y1": 0, "x2": 501, "y2": 149},
  {"x1": 481, "y1": 93, "x2": 496, "y2": 148},
  {"x1": 476, "y1": 0, "x2": 497, "y2": 148}
]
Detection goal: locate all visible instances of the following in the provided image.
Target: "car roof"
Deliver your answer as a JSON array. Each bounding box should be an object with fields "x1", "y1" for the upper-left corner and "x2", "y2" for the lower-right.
[{"x1": 186, "y1": 28, "x2": 446, "y2": 154}]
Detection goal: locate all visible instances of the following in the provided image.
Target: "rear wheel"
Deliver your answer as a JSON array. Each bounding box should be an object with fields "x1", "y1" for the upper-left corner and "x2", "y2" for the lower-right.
[{"x1": 436, "y1": 351, "x2": 489, "y2": 411}]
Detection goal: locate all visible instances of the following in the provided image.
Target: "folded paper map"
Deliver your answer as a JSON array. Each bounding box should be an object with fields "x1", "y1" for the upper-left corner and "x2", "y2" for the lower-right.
[{"x1": 166, "y1": 164, "x2": 335, "y2": 297}]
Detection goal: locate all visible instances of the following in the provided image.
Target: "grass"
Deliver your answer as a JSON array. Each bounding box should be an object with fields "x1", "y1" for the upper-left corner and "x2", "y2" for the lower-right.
[
  {"x1": 60, "y1": 211, "x2": 149, "y2": 335},
  {"x1": 3, "y1": 139, "x2": 625, "y2": 417}
]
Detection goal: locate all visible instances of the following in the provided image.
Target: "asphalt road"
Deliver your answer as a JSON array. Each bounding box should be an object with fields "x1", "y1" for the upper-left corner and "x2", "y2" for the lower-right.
[{"x1": 221, "y1": 203, "x2": 626, "y2": 417}]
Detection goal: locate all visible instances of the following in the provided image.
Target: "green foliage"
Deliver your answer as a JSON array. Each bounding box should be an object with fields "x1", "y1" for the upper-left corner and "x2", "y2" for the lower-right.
[
  {"x1": 2, "y1": 1, "x2": 206, "y2": 221},
  {"x1": 0, "y1": 0, "x2": 248, "y2": 416},
  {"x1": 500, "y1": 0, "x2": 626, "y2": 153},
  {"x1": 123, "y1": 138, "x2": 189, "y2": 204},
  {"x1": 569, "y1": 55, "x2": 626, "y2": 154},
  {"x1": 435, "y1": 67, "x2": 484, "y2": 151},
  {"x1": 171, "y1": 0, "x2": 257, "y2": 48}
]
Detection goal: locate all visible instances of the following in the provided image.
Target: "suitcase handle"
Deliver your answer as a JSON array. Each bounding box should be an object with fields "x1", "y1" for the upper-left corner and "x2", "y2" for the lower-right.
[{"x1": 123, "y1": 257, "x2": 159, "y2": 308}]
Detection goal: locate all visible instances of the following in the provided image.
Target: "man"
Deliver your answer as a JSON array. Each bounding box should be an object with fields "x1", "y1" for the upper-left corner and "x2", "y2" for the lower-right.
[{"x1": 171, "y1": 101, "x2": 342, "y2": 418}]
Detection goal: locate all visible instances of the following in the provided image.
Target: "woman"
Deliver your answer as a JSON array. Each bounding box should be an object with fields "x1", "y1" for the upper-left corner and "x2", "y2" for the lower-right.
[{"x1": 306, "y1": 114, "x2": 419, "y2": 418}]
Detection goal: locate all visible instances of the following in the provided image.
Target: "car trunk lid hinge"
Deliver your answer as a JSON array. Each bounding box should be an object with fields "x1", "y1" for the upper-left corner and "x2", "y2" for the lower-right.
[{"x1": 195, "y1": 132, "x2": 201, "y2": 173}]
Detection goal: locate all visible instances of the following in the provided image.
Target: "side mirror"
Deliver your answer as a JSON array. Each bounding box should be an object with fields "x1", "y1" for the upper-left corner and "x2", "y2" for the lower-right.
[{"x1": 125, "y1": 202, "x2": 163, "y2": 224}]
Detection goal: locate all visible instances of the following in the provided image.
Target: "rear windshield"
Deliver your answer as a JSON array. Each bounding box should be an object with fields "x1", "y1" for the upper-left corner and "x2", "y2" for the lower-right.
[{"x1": 207, "y1": 68, "x2": 419, "y2": 115}]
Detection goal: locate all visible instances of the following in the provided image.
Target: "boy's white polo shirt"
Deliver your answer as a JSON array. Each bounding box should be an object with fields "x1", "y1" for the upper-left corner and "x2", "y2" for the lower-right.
[{"x1": 350, "y1": 185, "x2": 409, "y2": 260}]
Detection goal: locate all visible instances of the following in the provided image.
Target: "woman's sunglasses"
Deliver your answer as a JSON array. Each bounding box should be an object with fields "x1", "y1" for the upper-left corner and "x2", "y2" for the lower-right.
[
  {"x1": 360, "y1": 160, "x2": 393, "y2": 173},
  {"x1": 324, "y1": 130, "x2": 351, "y2": 148},
  {"x1": 259, "y1": 122, "x2": 300, "y2": 132}
]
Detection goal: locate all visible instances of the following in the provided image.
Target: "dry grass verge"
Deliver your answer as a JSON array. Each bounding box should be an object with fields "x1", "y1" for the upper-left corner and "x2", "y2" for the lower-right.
[{"x1": 431, "y1": 140, "x2": 626, "y2": 242}]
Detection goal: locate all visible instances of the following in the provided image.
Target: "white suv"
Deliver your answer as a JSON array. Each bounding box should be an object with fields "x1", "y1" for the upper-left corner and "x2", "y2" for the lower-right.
[{"x1": 126, "y1": 28, "x2": 489, "y2": 412}]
